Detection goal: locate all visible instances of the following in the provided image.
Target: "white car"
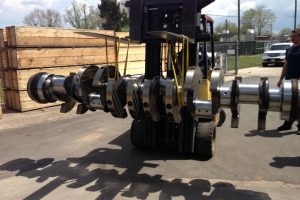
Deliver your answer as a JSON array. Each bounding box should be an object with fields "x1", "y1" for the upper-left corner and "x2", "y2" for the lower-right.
[{"x1": 262, "y1": 43, "x2": 292, "y2": 67}]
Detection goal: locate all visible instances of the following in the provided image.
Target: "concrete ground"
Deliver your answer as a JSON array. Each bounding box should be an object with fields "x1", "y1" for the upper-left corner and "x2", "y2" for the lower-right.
[{"x1": 0, "y1": 66, "x2": 299, "y2": 200}]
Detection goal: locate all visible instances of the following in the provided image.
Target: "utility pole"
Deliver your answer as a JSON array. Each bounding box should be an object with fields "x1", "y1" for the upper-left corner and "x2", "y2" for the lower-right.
[
  {"x1": 238, "y1": 0, "x2": 240, "y2": 42},
  {"x1": 295, "y1": 0, "x2": 298, "y2": 29}
]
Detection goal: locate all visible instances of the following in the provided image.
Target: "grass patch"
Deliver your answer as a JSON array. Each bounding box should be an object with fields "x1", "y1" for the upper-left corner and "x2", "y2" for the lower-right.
[{"x1": 227, "y1": 54, "x2": 262, "y2": 71}]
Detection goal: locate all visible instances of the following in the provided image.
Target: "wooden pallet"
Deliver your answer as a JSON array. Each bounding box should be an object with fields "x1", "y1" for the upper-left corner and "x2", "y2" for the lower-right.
[{"x1": 3, "y1": 89, "x2": 61, "y2": 112}]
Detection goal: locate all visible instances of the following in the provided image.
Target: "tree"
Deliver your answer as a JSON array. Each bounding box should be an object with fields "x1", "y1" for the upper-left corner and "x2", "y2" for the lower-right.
[
  {"x1": 278, "y1": 28, "x2": 292, "y2": 36},
  {"x1": 241, "y1": 5, "x2": 275, "y2": 35},
  {"x1": 64, "y1": 0, "x2": 102, "y2": 29},
  {"x1": 23, "y1": 9, "x2": 62, "y2": 27},
  {"x1": 98, "y1": 0, "x2": 129, "y2": 31},
  {"x1": 215, "y1": 20, "x2": 238, "y2": 34},
  {"x1": 241, "y1": 8, "x2": 256, "y2": 33},
  {"x1": 254, "y1": 5, "x2": 275, "y2": 35}
]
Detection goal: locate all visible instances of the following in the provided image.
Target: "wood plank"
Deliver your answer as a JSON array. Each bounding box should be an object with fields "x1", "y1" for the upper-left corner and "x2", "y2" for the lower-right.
[
  {"x1": 9, "y1": 37, "x2": 116, "y2": 48},
  {"x1": 118, "y1": 61, "x2": 145, "y2": 76},
  {"x1": 8, "y1": 46, "x2": 146, "y2": 69},
  {"x1": 4, "y1": 89, "x2": 61, "y2": 112},
  {"x1": 115, "y1": 32, "x2": 146, "y2": 47},
  {"x1": 0, "y1": 50, "x2": 2, "y2": 69},
  {"x1": 9, "y1": 66, "x2": 82, "y2": 91},
  {"x1": 119, "y1": 46, "x2": 145, "y2": 55},
  {"x1": 0, "y1": 103, "x2": 2, "y2": 119},
  {"x1": 13, "y1": 55, "x2": 115, "y2": 69},
  {"x1": 0, "y1": 28, "x2": 8, "y2": 69},
  {"x1": 9, "y1": 26, "x2": 114, "y2": 38},
  {"x1": 1, "y1": 49, "x2": 8, "y2": 69},
  {"x1": 115, "y1": 32, "x2": 129, "y2": 38},
  {"x1": 9, "y1": 47, "x2": 115, "y2": 58},
  {"x1": 0, "y1": 29, "x2": 5, "y2": 48},
  {"x1": 6, "y1": 26, "x2": 115, "y2": 47},
  {"x1": 1, "y1": 70, "x2": 10, "y2": 89},
  {"x1": 8, "y1": 47, "x2": 116, "y2": 69},
  {"x1": 3, "y1": 89, "x2": 13, "y2": 109}
]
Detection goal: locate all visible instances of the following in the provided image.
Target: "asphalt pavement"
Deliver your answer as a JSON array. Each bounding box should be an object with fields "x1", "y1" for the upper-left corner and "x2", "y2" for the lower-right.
[{"x1": 0, "y1": 67, "x2": 299, "y2": 200}]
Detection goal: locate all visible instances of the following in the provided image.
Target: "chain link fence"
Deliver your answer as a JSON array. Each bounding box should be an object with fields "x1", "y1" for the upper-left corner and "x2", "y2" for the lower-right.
[{"x1": 206, "y1": 41, "x2": 268, "y2": 75}]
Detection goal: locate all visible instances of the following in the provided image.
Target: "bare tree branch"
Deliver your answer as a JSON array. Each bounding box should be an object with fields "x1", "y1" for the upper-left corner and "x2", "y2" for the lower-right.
[
  {"x1": 23, "y1": 8, "x2": 62, "y2": 27},
  {"x1": 64, "y1": 0, "x2": 102, "y2": 29}
]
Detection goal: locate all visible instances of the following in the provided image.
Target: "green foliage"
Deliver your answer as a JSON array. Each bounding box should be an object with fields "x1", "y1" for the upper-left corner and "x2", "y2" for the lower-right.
[
  {"x1": 241, "y1": 9, "x2": 256, "y2": 33},
  {"x1": 241, "y1": 5, "x2": 275, "y2": 35},
  {"x1": 98, "y1": 0, "x2": 129, "y2": 31},
  {"x1": 215, "y1": 20, "x2": 238, "y2": 34}
]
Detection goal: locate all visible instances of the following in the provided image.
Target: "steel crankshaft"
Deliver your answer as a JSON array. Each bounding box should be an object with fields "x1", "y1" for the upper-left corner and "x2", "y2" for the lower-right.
[{"x1": 28, "y1": 64, "x2": 300, "y2": 131}]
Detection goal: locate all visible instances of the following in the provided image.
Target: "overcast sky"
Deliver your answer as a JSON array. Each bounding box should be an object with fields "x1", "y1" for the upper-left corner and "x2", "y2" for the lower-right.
[{"x1": 0, "y1": 0, "x2": 298, "y2": 32}]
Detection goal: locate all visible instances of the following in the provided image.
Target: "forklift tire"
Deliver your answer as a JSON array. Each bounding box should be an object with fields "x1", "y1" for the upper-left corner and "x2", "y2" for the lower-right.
[
  {"x1": 130, "y1": 119, "x2": 147, "y2": 149},
  {"x1": 194, "y1": 120, "x2": 216, "y2": 158},
  {"x1": 217, "y1": 109, "x2": 226, "y2": 127}
]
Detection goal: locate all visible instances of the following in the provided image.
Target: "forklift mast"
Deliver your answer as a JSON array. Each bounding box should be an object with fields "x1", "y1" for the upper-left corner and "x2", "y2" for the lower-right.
[{"x1": 125, "y1": 0, "x2": 215, "y2": 78}]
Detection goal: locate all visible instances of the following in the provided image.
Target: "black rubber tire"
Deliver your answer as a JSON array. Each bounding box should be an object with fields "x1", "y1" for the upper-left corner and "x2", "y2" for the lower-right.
[
  {"x1": 130, "y1": 119, "x2": 148, "y2": 149},
  {"x1": 262, "y1": 63, "x2": 268, "y2": 67},
  {"x1": 217, "y1": 109, "x2": 226, "y2": 127},
  {"x1": 194, "y1": 120, "x2": 216, "y2": 158}
]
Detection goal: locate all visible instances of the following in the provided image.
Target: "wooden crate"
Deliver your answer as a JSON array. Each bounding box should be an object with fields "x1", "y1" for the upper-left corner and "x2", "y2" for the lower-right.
[
  {"x1": 7, "y1": 47, "x2": 116, "y2": 69},
  {"x1": 3, "y1": 89, "x2": 61, "y2": 112},
  {"x1": 6, "y1": 26, "x2": 115, "y2": 47}
]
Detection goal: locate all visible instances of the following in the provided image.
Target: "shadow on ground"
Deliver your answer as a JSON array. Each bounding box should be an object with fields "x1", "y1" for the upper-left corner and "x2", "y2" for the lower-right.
[
  {"x1": 270, "y1": 156, "x2": 300, "y2": 168},
  {"x1": 0, "y1": 131, "x2": 271, "y2": 200},
  {"x1": 245, "y1": 129, "x2": 297, "y2": 138}
]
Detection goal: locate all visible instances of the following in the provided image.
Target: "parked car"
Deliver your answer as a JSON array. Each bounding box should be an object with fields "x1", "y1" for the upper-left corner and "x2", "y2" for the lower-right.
[{"x1": 262, "y1": 42, "x2": 292, "y2": 67}]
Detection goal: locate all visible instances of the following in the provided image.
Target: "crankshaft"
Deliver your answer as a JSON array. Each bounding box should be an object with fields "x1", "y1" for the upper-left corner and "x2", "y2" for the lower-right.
[{"x1": 28, "y1": 64, "x2": 300, "y2": 131}]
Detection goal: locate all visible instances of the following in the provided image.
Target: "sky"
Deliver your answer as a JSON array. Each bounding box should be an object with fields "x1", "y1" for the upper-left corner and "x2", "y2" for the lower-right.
[{"x1": 0, "y1": 0, "x2": 298, "y2": 32}]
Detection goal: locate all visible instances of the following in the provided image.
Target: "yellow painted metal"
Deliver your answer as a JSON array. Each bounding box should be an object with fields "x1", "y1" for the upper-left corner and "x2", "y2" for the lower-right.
[{"x1": 199, "y1": 79, "x2": 211, "y2": 101}]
